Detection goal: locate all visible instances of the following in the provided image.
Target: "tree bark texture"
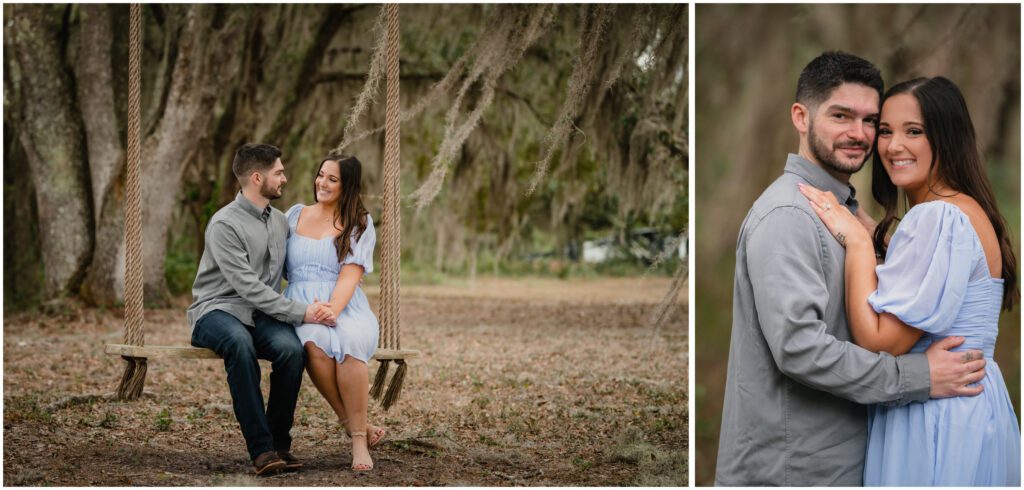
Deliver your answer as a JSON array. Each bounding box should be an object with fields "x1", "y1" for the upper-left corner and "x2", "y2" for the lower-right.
[
  {"x1": 8, "y1": 4, "x2": 95, "y2": 299},
  {"x1": 76, "y1": 5, "x2": 130, "y2": 304}
]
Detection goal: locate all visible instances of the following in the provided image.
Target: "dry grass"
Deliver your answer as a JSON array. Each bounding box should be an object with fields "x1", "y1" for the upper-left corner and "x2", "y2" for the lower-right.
[{"x1": 3, "y1": 277, "x2": 686, "y2": 486}]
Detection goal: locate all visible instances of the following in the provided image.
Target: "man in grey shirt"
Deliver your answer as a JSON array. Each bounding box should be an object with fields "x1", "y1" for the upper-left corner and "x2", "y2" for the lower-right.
[
  {"x1": 715, "y1": 52, "x2": 987, "y2": 486},
  {"x1": 187, "y1": 144, "x2": 335, "y2": 476}
]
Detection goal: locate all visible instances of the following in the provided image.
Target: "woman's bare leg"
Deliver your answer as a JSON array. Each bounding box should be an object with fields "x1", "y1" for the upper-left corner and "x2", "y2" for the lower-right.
[
  {"x1": 337, "y1": 355, "x2": 372, "y2": 469},
  {"x1": 305, "y1": 344, "x2": 384, "y2": 440},
  {"x1": 303, "y1": 343, "x2": 347, "y2": 424}
]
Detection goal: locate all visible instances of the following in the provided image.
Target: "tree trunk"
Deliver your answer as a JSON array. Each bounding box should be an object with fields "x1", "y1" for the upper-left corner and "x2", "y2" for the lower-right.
[
  {"x1": 76, "y1": 5, "x2": 124, "y2": 220},
  {"x1": 140, "y1": 5, "x2": 246, "y2": 302},
  {"x1": 77, "y1": 4, "x2": 130, "y2": 305},
  {"x1": 8, "y1": 4, "x2": 94, "y2": 299}
]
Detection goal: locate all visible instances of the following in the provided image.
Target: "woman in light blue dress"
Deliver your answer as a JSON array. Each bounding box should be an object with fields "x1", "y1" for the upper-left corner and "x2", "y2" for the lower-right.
[
  {"x1": 283, "y1": 154, "x2": 385, "y2": 471},
  {"x1": 800, "y1": 77, "x2": 1020, "y2": 486}
]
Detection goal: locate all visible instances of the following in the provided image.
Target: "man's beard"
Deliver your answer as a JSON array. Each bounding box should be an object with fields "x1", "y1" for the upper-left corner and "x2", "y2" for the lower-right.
[
  {"x1": 260, "y1": 180, "x2": 283, "y2": 200},
  {"x1": 808, "y1": 121, "x2": 871, "y2": 175}
]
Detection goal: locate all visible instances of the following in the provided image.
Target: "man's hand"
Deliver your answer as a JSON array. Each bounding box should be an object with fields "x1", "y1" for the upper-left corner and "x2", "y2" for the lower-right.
[
  {"x1": 303, "y1": 299, "x2": 336, "y2": 327},
  {"x1": 926, "y1": 336, "x2": 985, "y2": 398}
]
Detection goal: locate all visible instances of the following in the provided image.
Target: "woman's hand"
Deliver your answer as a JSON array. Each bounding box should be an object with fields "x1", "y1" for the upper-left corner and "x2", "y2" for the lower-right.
[
  {"x1": 797, "y1": 183, "x2": 871, "y2": 249},
  {"x1": 855, "y1": 207, "x2": 878, "y2": 236}
]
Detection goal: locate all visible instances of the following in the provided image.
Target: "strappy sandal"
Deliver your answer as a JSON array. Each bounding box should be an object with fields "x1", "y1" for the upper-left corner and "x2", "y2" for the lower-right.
[
  {"x1": 349, "y1": 432, "x2": 374, "y2": 471},
  {"x1": 341, "y1": 421, "x2": 387, "y2": 448}
]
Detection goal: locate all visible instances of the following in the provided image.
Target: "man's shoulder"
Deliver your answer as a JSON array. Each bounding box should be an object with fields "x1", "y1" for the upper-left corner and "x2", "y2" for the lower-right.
[
  {"x1": 748, "y1": 173, "x2": 814, "y2": 222},
  {"x1": 205, "y1": 202, "x2": 247, "y2": 240},
  {"x1": 208, "y1": 200, "x2": 241, "y2": 225}
]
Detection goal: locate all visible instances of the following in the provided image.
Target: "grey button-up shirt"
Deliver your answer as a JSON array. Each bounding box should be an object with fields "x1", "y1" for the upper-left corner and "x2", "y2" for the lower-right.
[
  {"x1": 186, "y1": 192, "x2": 306, "y2": 330},
  {"x1": 715, "y1": 154, "x2": 931, "y2": 486}
]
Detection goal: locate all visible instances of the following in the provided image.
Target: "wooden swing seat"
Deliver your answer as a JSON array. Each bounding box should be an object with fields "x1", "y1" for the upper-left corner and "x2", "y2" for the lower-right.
[{"x1": 105, "y1": 343, "x2": 419, "y2": 360}]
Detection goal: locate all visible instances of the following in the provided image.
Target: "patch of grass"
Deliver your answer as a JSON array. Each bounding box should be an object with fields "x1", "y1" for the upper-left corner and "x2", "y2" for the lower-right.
[
  {"x1": 634, "y1": 449, "x2": 687, "y2": 486},
  {"x1": 5, "y1": 395, "x2": 54, "y2": 424},
  {"x1": 572, "y1": 456, "x2": 594, "y2": 471},
  {"x1": 639, "y1": 384, "x2": 683, "y2": 404},
  {"x1": 155, "y1": 408, "x2": 172, "y2": 431},
  {"x1": 99, "y1": 411, "x2": 117, "y2": 429},
  {"x1": 186, "y1": 407, "x2": 206, "y2": 421},
  {"x1": 472, "y1": 395, "x2": 492, "y2": 409},
  {"x1": 610, "y1": 427, "x2": 661, "y2": 464},
  {"x1": 506, "y1": 419, "x2": 526, "y2": 435},
  {"x1": 8, "y1": 468, "x2": 45, "y2": 486},
  {"x1": 648, "y1": 415, "x2": 679, "y2": 434},
  {"x1": 609, "y1": 427, "x2": 687, "y2": 485}
]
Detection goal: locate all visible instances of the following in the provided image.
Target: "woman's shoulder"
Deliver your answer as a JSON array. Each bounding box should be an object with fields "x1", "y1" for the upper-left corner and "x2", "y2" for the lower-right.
[
  {"x1": 942, "y1": 195, "x2": 997, "y2": 241},
  {"x1": 354, "y1": 211, "x2": 374, "y2": 233},
  {"x1": 285, "y1": 203, "x2": 306, "y2": 221},
  {"x1": 903, "y1": 197, "x2": 996, "y2": 240},
  {"x1": 898, "y1": 199, "x2": 971, "y2": 233},
  {"x1": 895, "y1": 198, "x2": 998, "y2": 271}
]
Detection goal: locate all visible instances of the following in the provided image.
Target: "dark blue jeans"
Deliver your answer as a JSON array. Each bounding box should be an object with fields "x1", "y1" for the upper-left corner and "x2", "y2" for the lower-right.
[{"x1": 191, "y1": 310, "x2": 305, "y2": 461}]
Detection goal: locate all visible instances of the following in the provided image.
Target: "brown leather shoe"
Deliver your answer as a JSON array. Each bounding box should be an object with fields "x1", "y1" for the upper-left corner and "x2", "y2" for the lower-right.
[
  {"x1": 277, "y1": 451, "x2": 303, "y2": 471},
  {"x1": 253, "y1": 450, "x2": 286, "y2": 476}
]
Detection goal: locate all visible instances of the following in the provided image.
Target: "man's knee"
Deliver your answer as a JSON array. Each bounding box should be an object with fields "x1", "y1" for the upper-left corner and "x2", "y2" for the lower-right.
[
  {"x1": 273, "y1": 338, "x2": 306, "y2": 371},
  {"x1": 221, "y1": 330, "x2": 258, "y2": 360}
]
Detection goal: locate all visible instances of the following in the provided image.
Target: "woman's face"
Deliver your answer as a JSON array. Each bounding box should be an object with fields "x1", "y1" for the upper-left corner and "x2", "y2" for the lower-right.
[
  {"x1": 877, "y1": 93, "x2": 935, "y2": 192},
  {"x1": 315, "y1": 160, "x2": 342, "y2": 204}
]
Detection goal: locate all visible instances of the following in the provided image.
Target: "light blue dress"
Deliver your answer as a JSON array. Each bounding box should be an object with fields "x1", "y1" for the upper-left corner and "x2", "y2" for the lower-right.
[
  {"x1": 863, "y1": 201, "x2": 1020, "y2": 486},
  {"x1": 283, "y1": 204, "x2": 379, "y2": 364}
]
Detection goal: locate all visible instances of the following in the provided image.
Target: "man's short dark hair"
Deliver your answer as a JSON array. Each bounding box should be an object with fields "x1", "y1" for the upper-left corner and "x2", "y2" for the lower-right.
[
  {"x1": 795, "y1": 51, "x2": 883, "y2": 108},
  {"x1": 232, "y1": 143, "x2": 282, "y2": 182}
]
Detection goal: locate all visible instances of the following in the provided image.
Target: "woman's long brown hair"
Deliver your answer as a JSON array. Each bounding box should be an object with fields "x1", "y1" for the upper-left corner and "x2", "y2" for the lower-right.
[
  {"x1": 314, "y1": 154, "x2": 369, "y2": 263},
  {"x1": 871, "y1": 77, "x2": 1018, "y2": 310}
]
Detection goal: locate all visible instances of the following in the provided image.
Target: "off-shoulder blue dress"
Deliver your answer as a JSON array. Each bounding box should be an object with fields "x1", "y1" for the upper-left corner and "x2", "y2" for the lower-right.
[
  {"x1": 863, "y1": 201, "x2": 1020, "y2": 486},
  {"x1": 282, "y1": 204, "x2": 379, "y2": 364}
]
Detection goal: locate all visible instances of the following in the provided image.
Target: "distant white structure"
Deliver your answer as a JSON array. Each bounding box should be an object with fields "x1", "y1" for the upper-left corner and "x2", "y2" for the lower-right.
[
  {"x1": 583, "y1": 238, "x2": 614, "y2": 263},
  {"x1": 581, "y1": 230, "x2": 686, "y2": 264}
]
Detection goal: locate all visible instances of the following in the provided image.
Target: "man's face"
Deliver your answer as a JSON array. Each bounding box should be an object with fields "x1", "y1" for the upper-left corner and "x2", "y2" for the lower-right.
[
  {"x1": 259, "y1": 158, "x2": 287, "y2": 200},
  {"x1": 806, "y1": 83, "x2": 880, "y2": 175}
]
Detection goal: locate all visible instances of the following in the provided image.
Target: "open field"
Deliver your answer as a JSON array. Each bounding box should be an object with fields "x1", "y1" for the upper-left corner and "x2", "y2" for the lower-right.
[{"x1": 3, "y1": 277, "x2": 686, "y2": 486}]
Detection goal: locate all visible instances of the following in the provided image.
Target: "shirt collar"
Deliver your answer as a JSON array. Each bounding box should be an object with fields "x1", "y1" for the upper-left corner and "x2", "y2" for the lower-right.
[
  {"x1": 235, "y1": 191, "x2": 272, "y2": 222},
  {"x1": 784, "y1": 153, "x2": 858, "y2": 210}
]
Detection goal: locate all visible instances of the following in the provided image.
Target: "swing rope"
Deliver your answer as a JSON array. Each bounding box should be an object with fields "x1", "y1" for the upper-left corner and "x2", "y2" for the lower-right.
[
  {"x1": 370, "y1": 3, "x2": 409, "y2": 410},
  {"x1": 116, "y1": 2, "x2": 146, "y2": 401}
]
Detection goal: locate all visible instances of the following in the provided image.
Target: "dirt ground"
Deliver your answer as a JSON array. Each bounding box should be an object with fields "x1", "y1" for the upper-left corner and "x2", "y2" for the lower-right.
[{"x1": 3, "y1": 277, "x2": 686, "y2": 486}]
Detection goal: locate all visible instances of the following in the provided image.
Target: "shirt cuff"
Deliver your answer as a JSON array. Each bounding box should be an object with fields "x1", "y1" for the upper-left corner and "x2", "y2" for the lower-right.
[
  {"x1": 897, "y1": 352, "x2": 931, "y2": 403},
  {"x1": 287, "y1": 300, "x2": 306, "y2": 326}
]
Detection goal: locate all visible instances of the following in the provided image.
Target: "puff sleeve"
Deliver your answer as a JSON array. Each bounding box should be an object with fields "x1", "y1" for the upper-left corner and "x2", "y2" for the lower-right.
[
  {"x1": 867, "y1": 202, "x2": 976, "y2": 336},
  {"x1": 284, "y1": 204, "x2": 303, "y2": 237},
  {"x1": 342, "y1": 214, "x2": 376, "y2": 274}
]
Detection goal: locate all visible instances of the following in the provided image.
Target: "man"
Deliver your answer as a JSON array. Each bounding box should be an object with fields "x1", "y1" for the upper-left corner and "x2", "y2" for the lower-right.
[
  {"x1": 715, "y1": 51, "x2": 987, "y2": 486},
  {"x1": 187, "y1": 143, "x2": 335, "y2": 476}
]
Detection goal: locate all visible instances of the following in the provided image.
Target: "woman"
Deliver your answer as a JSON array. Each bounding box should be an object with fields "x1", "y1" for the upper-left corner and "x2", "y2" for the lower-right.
[
  {"x1": 799, "y1": 77, "x2": 1020, "y2": 486},
  {"x1": 283, "y1": 154, "x2": 386, "y2": 471}
]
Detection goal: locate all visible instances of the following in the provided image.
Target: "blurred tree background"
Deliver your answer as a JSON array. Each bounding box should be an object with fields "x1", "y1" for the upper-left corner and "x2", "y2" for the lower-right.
[
  {"x1": 4, "y1": 4, "x2": 687, "y2": 310},
  {"x1": 695, "y1": 4, "x2": 1020, "y2": 485}
]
